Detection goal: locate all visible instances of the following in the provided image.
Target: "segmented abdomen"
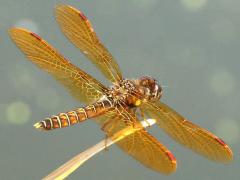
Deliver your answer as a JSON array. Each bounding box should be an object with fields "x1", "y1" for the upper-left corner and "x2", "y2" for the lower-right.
[{"x1": 34, "y1": 100, "x2": 112, "y2": 131}]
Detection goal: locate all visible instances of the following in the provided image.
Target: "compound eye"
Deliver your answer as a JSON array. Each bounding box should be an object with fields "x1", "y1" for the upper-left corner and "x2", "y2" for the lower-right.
[
  {"x1": 158, "y1": 86, "x2": 163, "y2": 97},
  {"x1": 150, "y1": 78, "x2": 155, "y2": 83}
]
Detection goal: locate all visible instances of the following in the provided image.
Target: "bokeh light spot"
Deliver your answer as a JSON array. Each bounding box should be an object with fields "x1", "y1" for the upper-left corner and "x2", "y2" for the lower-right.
[
  {"x1": 6, "y1": 101, "x2": 31, "y2": 124},
  {"x1": 181, "y1": 0, "x2": 208, "y2": 11}
]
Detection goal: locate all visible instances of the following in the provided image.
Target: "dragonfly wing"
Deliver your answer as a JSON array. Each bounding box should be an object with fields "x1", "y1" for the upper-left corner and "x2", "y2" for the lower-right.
[
  {"x1": 142, "y1": 101, "x2": 233, "y2": 163},
  {"x1": 55, "y1": 5, "x2": 123, "y2": 83},
  {"x1": 9, "y1": 28, "x2": 107, "y2": 104},
  {"x1": 95, "y1": 107, "x2": 177, "y2": 174},
  {"x1": 117, "y1": 129, "x2": 176, "y2": 174}
]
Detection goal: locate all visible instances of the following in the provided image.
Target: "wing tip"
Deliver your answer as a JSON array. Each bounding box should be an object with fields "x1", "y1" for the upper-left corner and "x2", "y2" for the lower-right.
[
  {"x1": 214, "y1": 137, "x2": 234, "y2": 163},
  {"x1": 159, "y1": 163, "x2": 177, "y2": 175},
  {"x1": 153, "y1": 151, "x2": 177, "y2": 175},
  {"x1": 8, "y1": 27, "x2": 32, "y2": 38},
  {"x1": 55, "y1": 4, "x2": 87, "y2": 21},
  {"x1": 55, "y1": 4, "x2": 77, "y2": 14},
  {"x1": 166, "y1": 151, "x2": 177, "y2": 174},
  {"x1": 8, "y1": 28, "x2": 24, "y2": 43},
  {"x1": 54, "y1": 4, "x2": 67, "y2": 11},
  {"x1": 166, "y1": 151, "x2": 177, "y2": 168},
  {"x1": 223, "y1": 147, "x2": 234, "y2": 163},
  {"x1": 222, "y1": 144, "x2": 233, "y2": 163},
  {"x1": 8, "y1": 27, "x2": 44, "y2": 48},
  {"x1": 8, "y1": 27, "x2": 22, "y2": 37},
  {"x1": 8, "y1": 28, "x2": 14, "y2": 34}
]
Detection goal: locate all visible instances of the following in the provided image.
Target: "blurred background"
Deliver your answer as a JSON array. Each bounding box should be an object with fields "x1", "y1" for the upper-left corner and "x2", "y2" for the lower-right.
[{"x1": 0, "y1": 0, "x2": 239, "y2": 179}]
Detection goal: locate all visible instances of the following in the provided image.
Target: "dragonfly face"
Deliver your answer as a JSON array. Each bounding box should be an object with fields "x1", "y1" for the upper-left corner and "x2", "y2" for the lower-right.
[{"x1": 134, "y1": 76, "x2": 163, "y2": 103}]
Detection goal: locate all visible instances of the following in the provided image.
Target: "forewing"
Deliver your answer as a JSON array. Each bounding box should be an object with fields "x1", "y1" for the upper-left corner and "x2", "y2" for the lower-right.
[
  {"x1": 95, "y1": 107, "x2": 176, "y2": 174},
  {"x1": 55, "y1": 5, "x2": 122, "y2": 83},
  {"x1": 142, "y1": 101, "x2": 233, "y2": 163},
  {"x1": 9, "y1": 28, "x2": 107, "y2": 104}
]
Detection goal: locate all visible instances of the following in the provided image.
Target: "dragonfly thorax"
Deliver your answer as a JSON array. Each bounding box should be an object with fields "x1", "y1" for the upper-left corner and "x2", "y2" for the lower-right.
[
  {"x1": 107, "y1": 77, "x2": 162, "y2": 107},
  {"x1": 107, "y1": 79, "x2": 137, "y2": 105}
]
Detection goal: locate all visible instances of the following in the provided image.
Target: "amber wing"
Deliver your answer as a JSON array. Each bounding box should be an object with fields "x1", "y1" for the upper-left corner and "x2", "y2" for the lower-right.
[
  {"x1": 95, "y1": 107, "x2": 177, "y2": 174},
  {"x1": 55, "y1": 5, "x2": 123, "y2": 83},
  {"x1": 9, "y1": 28, "x2": 107, "y2": 104},
  {"x1": 117, "y1": 129, "x2": 177, "y2": 174},
  {"x1": 142, "y1": 101, "x2": 233, "y2": 163}
]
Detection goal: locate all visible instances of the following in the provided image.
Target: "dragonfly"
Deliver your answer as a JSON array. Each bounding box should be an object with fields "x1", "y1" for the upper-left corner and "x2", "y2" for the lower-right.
[{"x1": 9, "y1": 4, "x2": 233, "y2": 175}]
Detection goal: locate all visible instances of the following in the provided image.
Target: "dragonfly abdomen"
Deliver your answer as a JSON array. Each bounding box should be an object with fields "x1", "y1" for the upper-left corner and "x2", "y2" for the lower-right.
[{"x1": 34, "y1": 100, "x2": 112, "y2": 131}]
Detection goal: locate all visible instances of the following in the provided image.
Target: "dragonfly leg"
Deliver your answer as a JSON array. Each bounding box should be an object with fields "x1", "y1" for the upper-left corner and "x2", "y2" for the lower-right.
[
  {"x1": 104, "y1": 134, "x2": 109, "y2": 151},
  {"x1": 101, "y1": 118, "x2": 113, "y2": 133},
  {"x1": 101, "y1": 117, "x2": 120, "y2": 150}
]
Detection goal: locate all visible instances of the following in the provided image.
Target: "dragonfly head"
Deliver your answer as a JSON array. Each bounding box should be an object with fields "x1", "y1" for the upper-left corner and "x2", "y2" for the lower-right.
[{"x1": 136, "y1": 76, "x2": 162, "y2": 102}]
